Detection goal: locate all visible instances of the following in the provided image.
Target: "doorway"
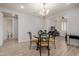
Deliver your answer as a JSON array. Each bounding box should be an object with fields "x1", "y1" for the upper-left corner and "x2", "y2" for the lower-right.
[{"x1": 3, "y1": 12, "x2": 18, "y2": 43}]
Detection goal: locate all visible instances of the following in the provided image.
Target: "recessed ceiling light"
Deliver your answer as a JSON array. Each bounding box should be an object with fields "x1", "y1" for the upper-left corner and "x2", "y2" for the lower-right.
[{"x1": 20, "y1": 5, "x2": 24, "y2": 9}]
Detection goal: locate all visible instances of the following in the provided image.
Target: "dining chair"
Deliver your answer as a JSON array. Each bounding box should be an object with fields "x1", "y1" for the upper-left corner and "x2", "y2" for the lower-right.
[
  {"x1": 27, "y1": 32, "x2": 38, "y2": 49},
  {"x1": 38, "y1": 34, "x2": 50, "y2": 56},
  {"x1": 48, "y1": 31, "x2": 56, "y2": 49}
]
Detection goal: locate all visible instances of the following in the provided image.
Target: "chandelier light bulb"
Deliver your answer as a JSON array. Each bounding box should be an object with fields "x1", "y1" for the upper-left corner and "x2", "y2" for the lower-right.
[
  {"x1": 46, "y1": 9, "x2": 49, "y2": 15},
  {"x1": 40, "y1": 3, "x2": 49, "y2": 16},
  {"x1": 42, "y1": 9, "x2": 45, "y2": 12},
  {"x1": 40, "y1": 11, "x2": 42, "y2": 14}
]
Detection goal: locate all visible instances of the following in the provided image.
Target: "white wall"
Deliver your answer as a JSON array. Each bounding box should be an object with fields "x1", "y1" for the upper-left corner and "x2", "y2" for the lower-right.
[
  {"x1": 0, "y1": 12, "x2": 3, "y2": 46},
  {"x1": 12, "y1": 16, "x2": 18, "y2": 40},
  {"x1": 18, "y1": 13, "x2": 46, "y2": 42},
  {"x1": 46, "y1": 7, "x2": 79, "y2": 36}
]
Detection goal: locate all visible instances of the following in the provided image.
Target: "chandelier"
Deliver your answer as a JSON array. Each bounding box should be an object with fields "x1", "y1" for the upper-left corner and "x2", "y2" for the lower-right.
[{"x1": 40, "y1": 3, "x2": 49, "y2": 16}]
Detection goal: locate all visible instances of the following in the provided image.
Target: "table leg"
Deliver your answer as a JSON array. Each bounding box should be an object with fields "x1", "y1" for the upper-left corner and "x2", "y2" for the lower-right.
[{"x1": 36, "y1": 42, "x2": 39, "y2": 50}]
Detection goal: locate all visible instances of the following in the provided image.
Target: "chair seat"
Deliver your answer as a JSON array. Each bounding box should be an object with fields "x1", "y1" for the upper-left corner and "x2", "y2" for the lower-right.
[
  {"x1": 49, "y1": 38, "x2": 55, "y2": 44},
  {"x1": 39, "y1": 42, "x2": 48, "y2": 47},
  {"x1": 49, "y1": 39, "x2": 54, "y2": 42},
  {"x1": 32, "y1": 39, "x2": 38, "y2": 43}
]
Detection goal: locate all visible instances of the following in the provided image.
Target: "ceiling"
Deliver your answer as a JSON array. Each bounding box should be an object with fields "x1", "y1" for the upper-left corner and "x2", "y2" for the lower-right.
[{"x1": 0, "y1": 3, "x2": 79, "y2": 17}]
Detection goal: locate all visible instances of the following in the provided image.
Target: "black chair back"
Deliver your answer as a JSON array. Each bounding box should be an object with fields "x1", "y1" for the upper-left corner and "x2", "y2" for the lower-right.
[
  {"x1": 27, "y1": 32, "x2": 32, "y2": 40},
  {"x1": 27, "y1": 32, "x2": 32, "y2": 49}
]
